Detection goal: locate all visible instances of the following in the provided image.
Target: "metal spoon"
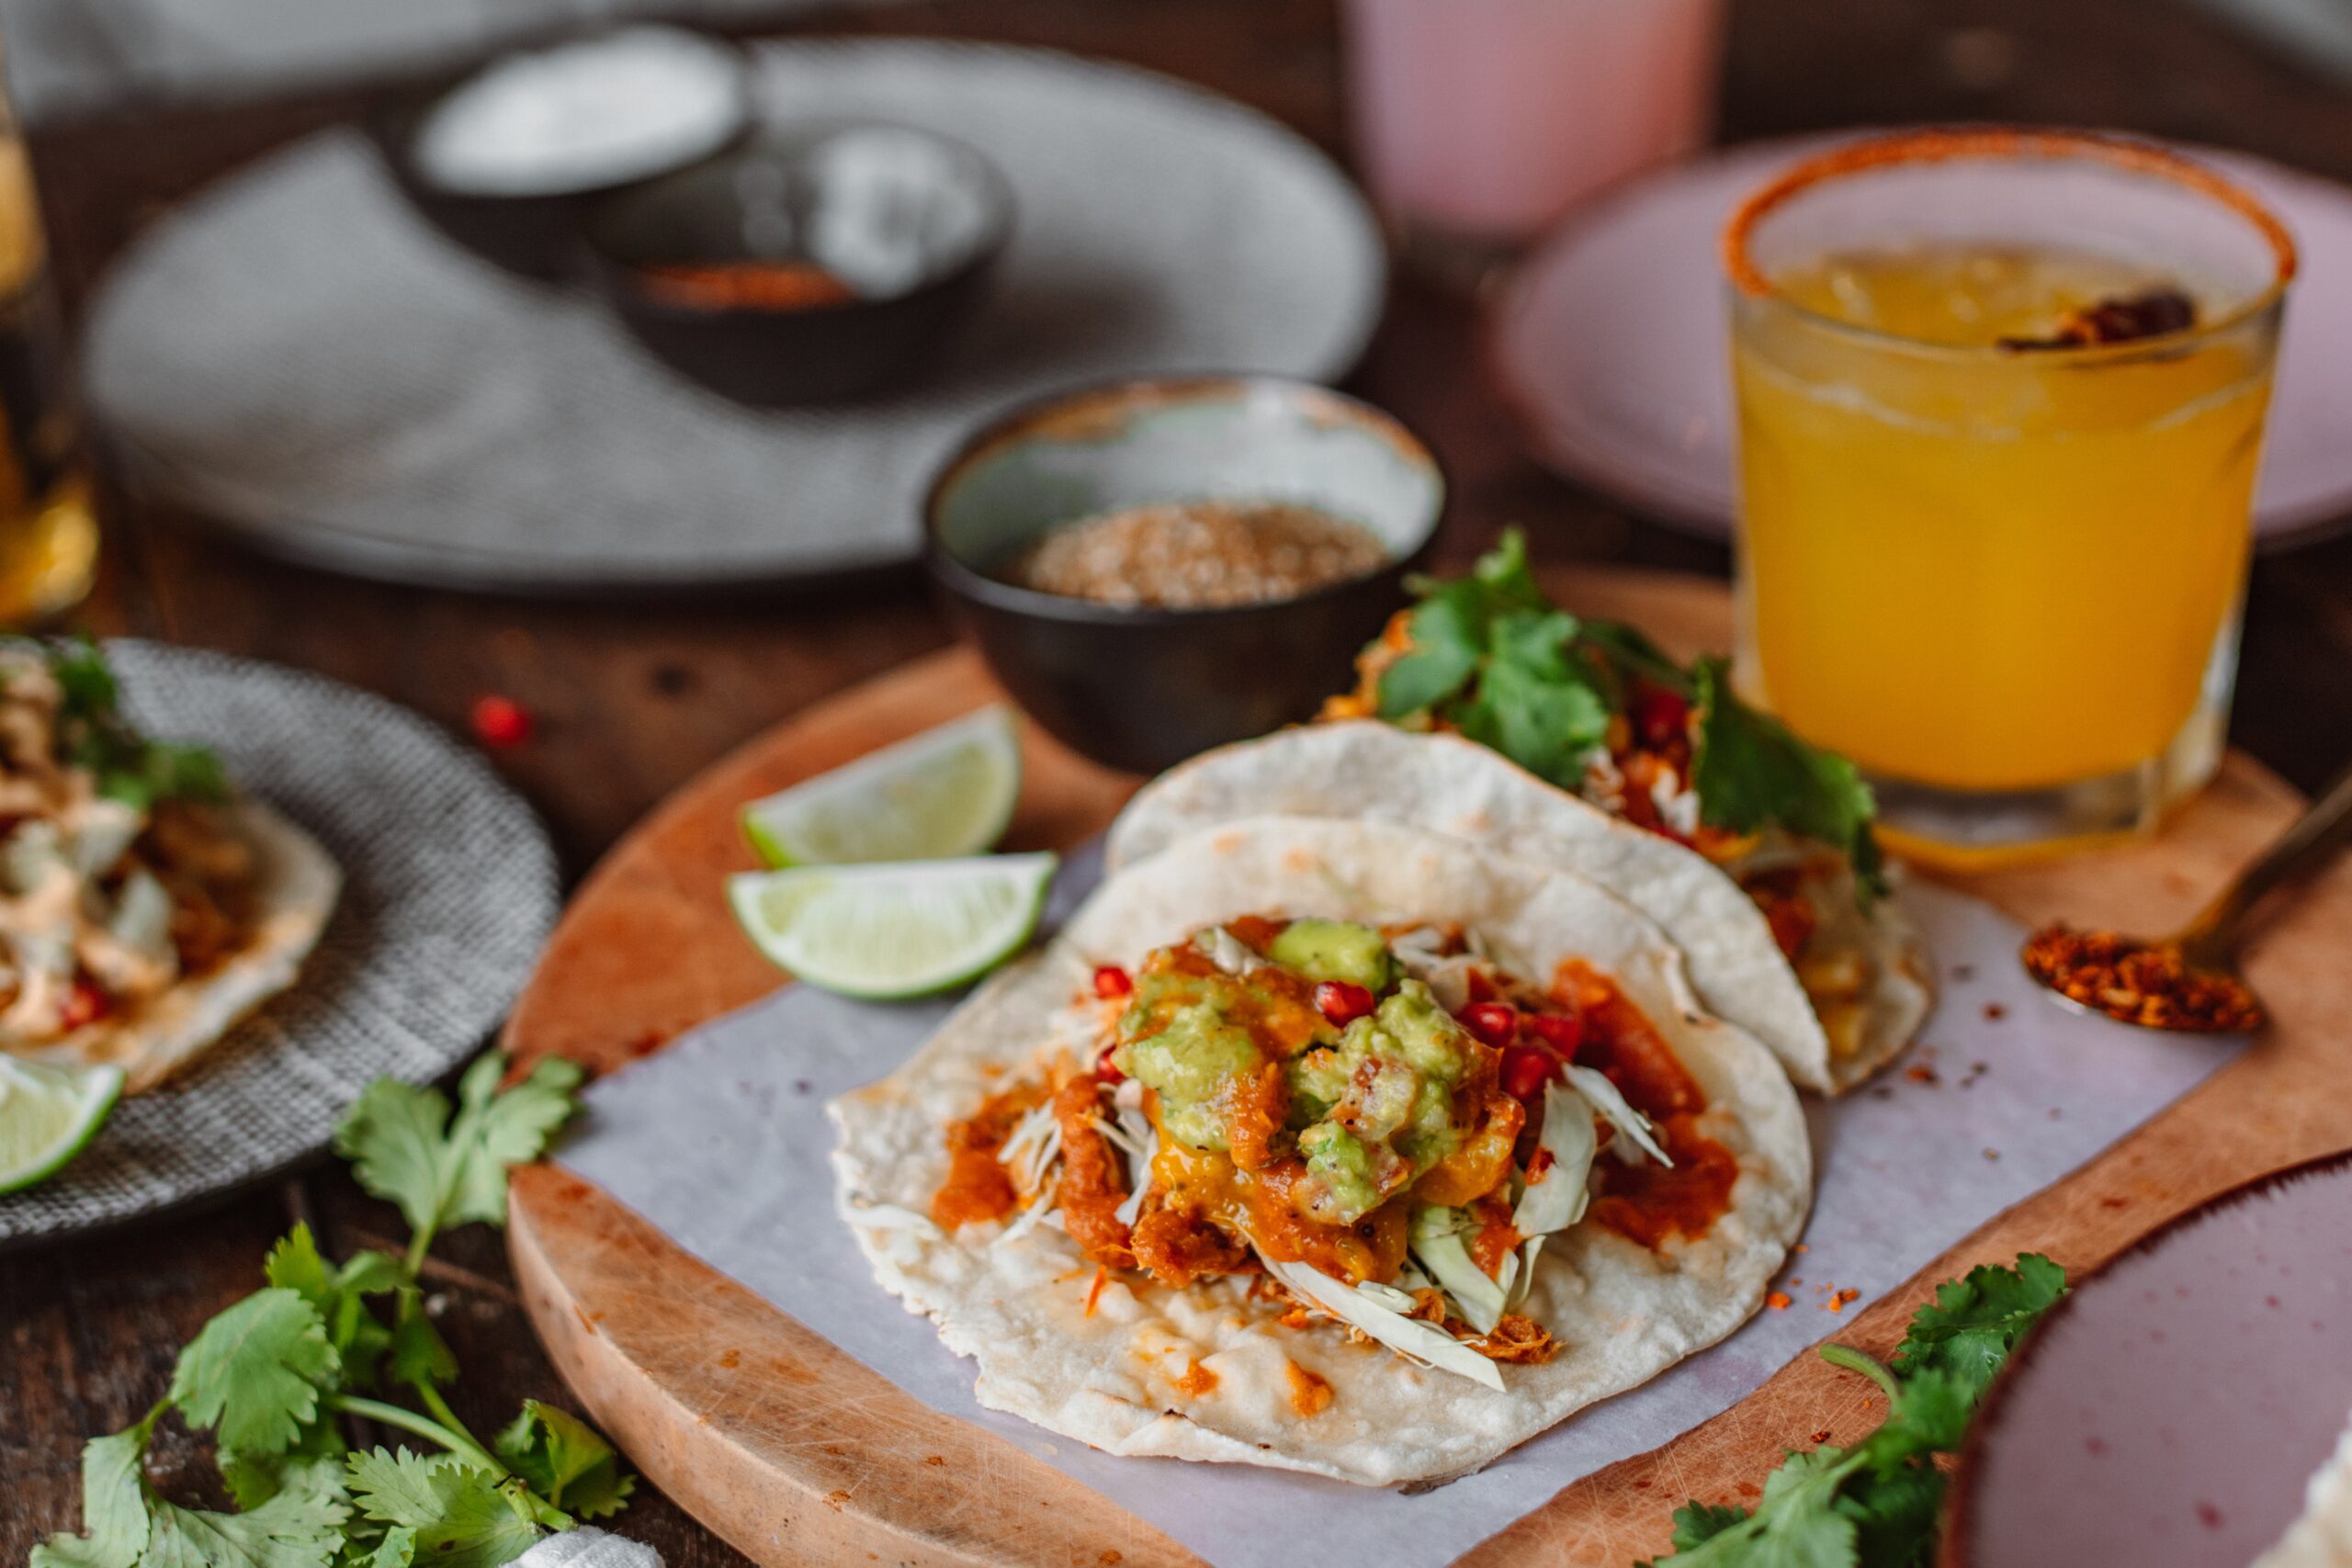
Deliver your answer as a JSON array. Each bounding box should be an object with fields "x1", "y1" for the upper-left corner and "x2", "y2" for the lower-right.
[{"x1": 2021, "y1": 762, "x2": 2352, "y2": 1032}]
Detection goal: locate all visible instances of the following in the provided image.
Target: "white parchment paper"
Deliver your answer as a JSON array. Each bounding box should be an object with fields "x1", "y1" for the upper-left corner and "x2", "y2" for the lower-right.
[{"x1": 558, "y1": 852, "x2": 2242, "y2": 1568}]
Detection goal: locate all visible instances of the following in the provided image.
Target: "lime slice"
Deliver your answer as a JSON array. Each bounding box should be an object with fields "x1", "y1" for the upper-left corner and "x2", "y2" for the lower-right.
[
  {"x1": 741, "y1": 706, "x2": 1022, "y2": 868},
  {"x1": 0, "y1": 1057, "x2": 123, "y2": 1195},
  {"x1": 729, "y1": 852, "x2": 1057, "y2": 999}
]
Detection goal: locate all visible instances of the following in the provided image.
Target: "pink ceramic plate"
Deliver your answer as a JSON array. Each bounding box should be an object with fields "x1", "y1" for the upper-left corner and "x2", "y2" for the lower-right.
[
  {"x1": 1491, "y1": 131, "x2": 2352, "y2": 550},
  {"x1": 1947, "y1": 1152, "x2": 2352, "y2": 1567}
]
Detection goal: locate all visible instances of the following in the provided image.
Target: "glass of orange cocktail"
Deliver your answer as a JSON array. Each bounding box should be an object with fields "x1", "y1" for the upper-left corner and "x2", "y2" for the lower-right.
[{"x1": 1722, "y1": 130, "x2": 2296, "y2": 864}]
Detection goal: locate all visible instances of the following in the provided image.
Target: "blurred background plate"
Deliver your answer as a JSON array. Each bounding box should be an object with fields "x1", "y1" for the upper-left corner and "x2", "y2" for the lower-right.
[
  {"x1": 1490, "y1": 131, "x2": 2352, "y2": 552},
  {"x1": 1950, "y1": 1151, "x2": 2352, "y2": 1568},
  {"x1": 0, "y1": 642, "x2": 559, "y2": 1248},
  {"x1": 79, "y1": 39, "x2": 1385, "y2": 593}
]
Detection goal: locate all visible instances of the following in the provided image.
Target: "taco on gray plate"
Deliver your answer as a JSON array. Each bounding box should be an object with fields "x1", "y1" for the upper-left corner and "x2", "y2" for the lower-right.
[
  {"x1": 1135, "y1": 529, "x2": 1930, "y2": 1096},
  {"x1": 831, "y1": 817, "x2": 1809, "y2": 1485},
  {"x1": 0, "y1": 642, "x2": 340, "y2": 1091}
]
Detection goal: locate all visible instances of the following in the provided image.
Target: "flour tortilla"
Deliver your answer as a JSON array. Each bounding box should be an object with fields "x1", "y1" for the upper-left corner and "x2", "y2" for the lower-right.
[
  {"x1": 1105, "y1": 721, "x2": 1930, "y2": 1094},
  {"x1": 9, "y1": 798, "x2": 343, "y2": 1092},
  {"x1": 831, "y1": 816, "x2": 1811, "y2": 1485}
]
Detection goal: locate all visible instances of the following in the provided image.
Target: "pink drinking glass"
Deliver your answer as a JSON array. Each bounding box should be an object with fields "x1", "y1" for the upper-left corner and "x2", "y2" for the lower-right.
[{"x1": 1343, "y1": 0, "x2": 1725, "y2": 286}]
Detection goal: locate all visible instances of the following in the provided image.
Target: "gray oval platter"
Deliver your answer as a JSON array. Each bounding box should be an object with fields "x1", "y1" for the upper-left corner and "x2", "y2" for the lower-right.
[{"x1": 81, "y1": 39, "x2": 1387, "y2": 593}]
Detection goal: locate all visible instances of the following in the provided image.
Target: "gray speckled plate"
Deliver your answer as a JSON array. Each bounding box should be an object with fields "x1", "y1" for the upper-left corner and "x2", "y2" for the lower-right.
[
  {"x1": 0, "y1": 642, "x2": 559, "y2": 1248},
  {"x1": 81, "y1": 39, "x2": 1386, "y2": 593},
  {"x1": 1951, "y1": 1153, "x2": 2352, "y2": 1567}
]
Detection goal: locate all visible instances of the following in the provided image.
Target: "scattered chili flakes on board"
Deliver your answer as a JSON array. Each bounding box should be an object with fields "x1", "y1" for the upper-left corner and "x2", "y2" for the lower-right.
[{"x1": 2020, "y1": 924, "x2": 2263, "y2": 1032}]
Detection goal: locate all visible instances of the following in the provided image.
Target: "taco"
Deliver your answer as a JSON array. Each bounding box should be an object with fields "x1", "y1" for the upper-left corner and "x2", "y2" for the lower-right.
[
  {"x1": 0, "y1": 642, "x2": 341, "y2": 1091},
  {"x1": 831, "y1": 817, "x2": 1809, "y2": 1484},
  {"x1": 1288, "y1": 530, "x2": 1930, "y2": 1093}
]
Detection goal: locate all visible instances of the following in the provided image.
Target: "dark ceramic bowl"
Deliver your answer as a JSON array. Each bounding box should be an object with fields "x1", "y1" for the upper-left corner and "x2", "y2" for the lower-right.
[
  {"x1": 580, "y1": 121, "x2": 1014, "y2": 405},
  {"x1": 925, "y1": 377, "x2": 1445, "y2": 775},
  {"x1": 368, "y1": 28, "x2": 752, "y2": 281}
]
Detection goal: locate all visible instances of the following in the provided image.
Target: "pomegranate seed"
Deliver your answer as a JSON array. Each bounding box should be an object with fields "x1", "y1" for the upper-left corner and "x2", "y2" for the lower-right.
[
  {"x1": 1093, "y1": 1053, "x2": 1125, "y2": 1085},
  {"x1": 1461, "y1": 1002, "x2": 1517, "y2": 1047},
  {"x1": 1501, "y1": 1043, "x2": 1559, "y2": 1102},
  {"x1": 58, "y1": 977, "x2": 111, "y2": 1032},
  {"x1": 470, "y1": 694, "x2": 533, "y2": 748},
  {"x1": 1633, "y1": 683, "x2": 1691, "y2": 750},
  {"x1": 1315, "y1": 980, "x2": 1376, "y2": 1027},
  {"x1": 1093, "y1": 965, "x2": 1133, "y2": 999},
  {"x1": 1525, "y1": 1012, "x2": 1584, "y2": 1058}
]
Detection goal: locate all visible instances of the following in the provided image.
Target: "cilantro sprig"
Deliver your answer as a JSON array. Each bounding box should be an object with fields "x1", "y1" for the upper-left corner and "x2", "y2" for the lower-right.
[
  {"x1": 1640, "y1": 1254, "x2": 2067, "y2": 1567},
  {"x1": 1368, "y1": 531, "x2": 1885, "y2": 898},
  {"x1": 45, "y1": 637, "x2": 232, "y2": 810},
  {"x1": 33, "y1": 1052, "x2": 617, "y2": 1568}
]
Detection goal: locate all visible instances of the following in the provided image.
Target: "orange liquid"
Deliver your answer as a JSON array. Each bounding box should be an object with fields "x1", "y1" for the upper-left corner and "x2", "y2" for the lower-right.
[{"x1": 1733, "y1": 245, "x2": 2274, "y2": 792}]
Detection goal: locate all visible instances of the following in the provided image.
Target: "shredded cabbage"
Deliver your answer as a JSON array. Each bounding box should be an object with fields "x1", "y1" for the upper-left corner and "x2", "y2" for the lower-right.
[
  {"x1": 108, "y1": 869, "x2": 175, "y2": 963},
  {"x1": 1513, "y1": 1078, "x2": 1597, "y2": 1237},
  {"x1": 1113, "y1": 1108, "x2": 1157, "y2": 1228},
  {"x1": 993, "y1": 1177, "x2": 1059, "y2": 1249},
  {"x1": 70, "y1": 801, "x2": 141, "y2": 878},
  {"x1": 1258, "y1": 1252, "x2": 1503, "y2": 1392},
  {"x1": 1197, "y1": 924, "x2": 1255, "y2": 975},
  {"x1": 1565, "y1": 1064, "x2": 1672, "y2": 1168},
  {"x1": 1408, "y1": 1204, "x2": 1507, "y2": 1334},
  {"x1": 1352, "y1": 1279, "x2": 1419, "y2": 1314},
  {"x1": 996, "y1": 1101, "x2": 1061, "y2": 1195},
  {"x1": 1506, "y1": 1235, "x2": 1544, "y2": 1311}
]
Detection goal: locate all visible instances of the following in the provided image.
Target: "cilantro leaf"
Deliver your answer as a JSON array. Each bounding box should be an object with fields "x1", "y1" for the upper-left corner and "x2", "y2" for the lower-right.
[
  {"x1": 1576, "y1": 619, "x2": 1692, "y2": 699},
  {"x1": 31, "y1": 1419, "x2": 157, "y2": 1568},
  {"x1": 1645, "y1": 1257, "x2": 2068, "y2": 1566},
  {"x1": 1669, "y1": 1502, "x2": 1752, "y2": 1550},
  {"x1": 169, "y1": 1290, "x2": 342, "y2": 1455},
  {"x1": 1839, "y1": 1465, "x2": 1943, "y2": 1568},
  {"x1": 143, "y1": 1483, "x2": 346, "y2": 1568},
  {"x1": 442, "y1": 1054, "x2": 582, "y2": 1232},
  {"x1": 1375, "y1": 587, "x2": 1484, "y2": 717},
  {"x1": 1893, "y1": 1252, "x2": 2067, "y2": 1400},
  {"x1": 1367, "y1": 537, "x2": 1887, "y2": 893},
  {"x1": 358, "y1": 1528, "x2": 415, "y2": 1568},
  {"x1": 1477, "y1": 648, "x2": 1611, "y2": 789},
  {"x1": 221, "y1": 1434, "x2": 352, "y2": 1513},
  {"x1": 266, "y1": 1225, "x2": 401, "y2": 1391},
  {"x1": 1690, "y1": 660, "x2": 1885, "y2": 900},
  {"x1": 44, "y1": 638, "x2": 231, "y2": 809},
  {"x1": 334, "y1": 1082, "x2": 455, "y2": 1237},
  {"x1": 1462, "y1": 526, "x2": 1547, "y2": 609},
  {"x1": 345, "y1": 1450, "x2": 542, "y2": 1568},
  {"x1": 1372, "y1": 536, "x2": 1612, "y2": 785},
  {"x1": 494, "y1": 1402, "x2": 634, "y2": 1519},
  {"x1": 386, "y1": 1292, "x2": 458, "y2": 1391},
  {"x1": 1871, "y1": 1370, "x2": 1974, "y2": 1461},
  {"x1": 335, "y1": 1055, "x2": 582, "y2": 1247},
  {"x1": 1655, "y1": 1448, "x2": 1862, "y2": 1567}
]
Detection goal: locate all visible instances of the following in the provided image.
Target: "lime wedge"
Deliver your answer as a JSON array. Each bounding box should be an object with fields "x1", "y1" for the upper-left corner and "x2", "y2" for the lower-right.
[
  {"x1": 0, "y1": 1057, "x2": 123, "y2": 1195},
  {"x1": 741, "y1": 706, "x2": 1022, "y2": 868},
  {"x1": 729, "y1": 852, "x2": 1057, "y2": 999}
]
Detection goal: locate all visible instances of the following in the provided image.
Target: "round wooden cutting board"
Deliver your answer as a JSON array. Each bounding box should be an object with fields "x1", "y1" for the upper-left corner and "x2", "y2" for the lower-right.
[{"x1": 502, "y1": 570, "x2": 2352, "y2": 1568}]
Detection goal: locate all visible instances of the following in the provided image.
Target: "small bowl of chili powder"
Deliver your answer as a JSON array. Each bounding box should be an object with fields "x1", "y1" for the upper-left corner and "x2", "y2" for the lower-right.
[
  {"x1": 925, "y1": 377, "x2": 1444, "y2": 773},
  {"x1": 580, "y1": 119, "x2": 1013, "y2": 404}
]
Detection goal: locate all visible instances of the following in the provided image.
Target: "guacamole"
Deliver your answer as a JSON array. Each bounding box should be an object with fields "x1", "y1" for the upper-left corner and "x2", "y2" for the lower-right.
[{"x1": 1111, "y1": 921, "x2": 1481, "y2": 1224}]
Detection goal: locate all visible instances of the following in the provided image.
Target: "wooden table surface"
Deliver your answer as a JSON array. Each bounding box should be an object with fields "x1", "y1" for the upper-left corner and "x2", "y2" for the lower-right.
[{"x1": 9, "y1": 0, "x2": 2351, "y2": 1560}]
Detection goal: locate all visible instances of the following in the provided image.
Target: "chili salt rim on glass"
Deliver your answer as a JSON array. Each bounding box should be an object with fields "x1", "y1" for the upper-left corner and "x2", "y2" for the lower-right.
[{"x1": 1718, "y1": 127, "x2": 2301, "y2": 360}]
